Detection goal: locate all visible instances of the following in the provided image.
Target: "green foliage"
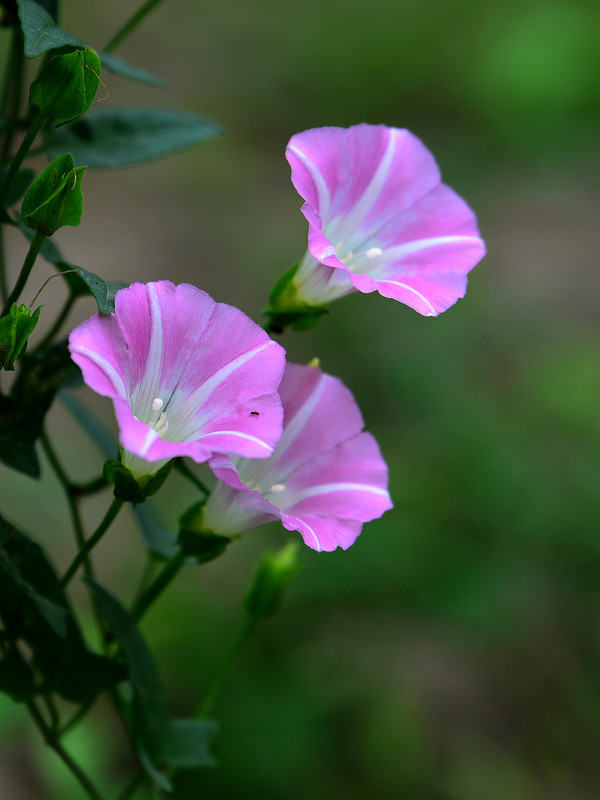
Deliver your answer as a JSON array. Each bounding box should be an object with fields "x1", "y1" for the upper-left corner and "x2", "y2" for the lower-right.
[
  {"x1": 17, "y1": 0, "x2": 83, "y2": 58},
  {"x1": 99, "y1": 51, "x2": 167, "y2": 88},
  {"x1": 0, "y1": 302, "x2": 42, "y2": 370},
  {"x1": 0, "y1": 514, "x2": 123, "y2": 703},
  {"x1": 29, "y1": 46, "x2": 101, "y2": 126},
  {"x1": 21, "y1": 153, "x2": 86, "y2": 235},
  {"x1": 86, "y1": 578, "x2": 216, "y2": 789},
  {"x1": 264, "y1": 262, "x2": 328, "y2": 332},
  {"x1": 46, "y1": 108, "x2": 222, "y2": 168},
  {"x1": 244, "y1": 543, "x2": 301, "y2": 620},
  {"x1": 103, "y1": 459, "x2": 173, "y2": 505},
  {"x1": 0, "y1": 340, "x2": 80, "y2": 476}
]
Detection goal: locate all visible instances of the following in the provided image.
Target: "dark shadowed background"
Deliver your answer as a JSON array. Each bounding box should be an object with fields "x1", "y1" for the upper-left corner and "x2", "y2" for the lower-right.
[{"x1": 1, "y1": 0, "x2": 600, "y2": 797}]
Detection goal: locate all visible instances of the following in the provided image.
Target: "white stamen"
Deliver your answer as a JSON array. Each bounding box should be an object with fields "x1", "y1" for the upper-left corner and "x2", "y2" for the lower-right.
[
  {"x1": 152, "y1": 397, "x2": 163, "y2": 411},
  {"x1": 366, "y1": 247, "x2": 382, "y2": 258},
  {"x1": 270, "y1": 483, "x2": 286, "y2": 493}
]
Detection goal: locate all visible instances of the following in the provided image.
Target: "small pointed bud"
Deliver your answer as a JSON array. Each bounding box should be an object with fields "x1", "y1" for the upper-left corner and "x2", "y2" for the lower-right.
[
  {"x1": 0, "y1": 303, "x2": 42, "y2": 370},
  {"x1": 22, "y1": 153, "x2": 86, "y2": 235},
  {"x1": 244, "y1": 542, "x2": 301, "y2": 621}
]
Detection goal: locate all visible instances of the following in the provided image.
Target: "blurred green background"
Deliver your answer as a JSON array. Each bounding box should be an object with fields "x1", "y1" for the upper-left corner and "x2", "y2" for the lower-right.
[{"x1": 2, "y1": 0, "x2": 600, "y2": 797}]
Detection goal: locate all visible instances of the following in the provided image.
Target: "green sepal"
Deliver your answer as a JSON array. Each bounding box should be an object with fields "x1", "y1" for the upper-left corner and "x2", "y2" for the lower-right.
[
  {"x1": 0, "y1": 340, "x2": 81, "y2": 477},
  {"x1": 0, "y1": 514, "x2": 124, "y2": 703},
  {"x1": 17, "y1": 0, "x2": 83, "y2": 58},
  {"x1": 263, "y1": 262, "x2": 328, "y2": 333},
  {"x1": 178, "y1": 529, "x2": 232, "y2": 565},
  {"x1": 103, "y1": 459, "x2": 173, "y2": 505},
  {"x1": 244, "y1": 542, "x2": 302, "y2": 621},
  {"x1": 0, "y1": 303, "x2": 42, "y2": 370},
  {"x1": 29, "y1": 46, "x2": 100, "y2": 126},
  {"x1": 21, "y1": 153, "x2": 86, "y2": 235}
]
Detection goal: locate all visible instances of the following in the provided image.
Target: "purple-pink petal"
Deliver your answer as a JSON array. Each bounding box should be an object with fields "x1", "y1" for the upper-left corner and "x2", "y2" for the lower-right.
[
  {"x1": 69, "y1": 281, "x2": 286, "y2": 474},
  {"x1": 203, "y1": 363, "x2": 392, "y2": 552},
  {"x1": 286, "y1": 123, "x2": 486, "y2": 315}
]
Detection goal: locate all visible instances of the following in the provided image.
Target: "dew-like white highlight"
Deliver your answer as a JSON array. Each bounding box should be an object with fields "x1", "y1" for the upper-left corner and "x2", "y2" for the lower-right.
[
  {"x1": 152, "y1": 397, "x2": 163, "y2": 412},
  {"x1": 270, "y1": 484, "x2": 286, "y2": 493},
  {"x1": 366, "y1": 247, "x2": 382, "y2": 258}
]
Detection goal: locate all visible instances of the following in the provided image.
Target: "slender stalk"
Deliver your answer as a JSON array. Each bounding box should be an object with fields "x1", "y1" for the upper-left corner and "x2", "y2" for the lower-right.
[
  {"x1": 61, "y1": 498, "x2": 124, "y2": 588},
  {"x1": 103, "y1": 0, "x2": 167, "y2": 53},
  {"x1": 41, "y1": 430, "x2": 90, "y2": 566},
  {"x1": 174, "y1": 458, "x2": 210, "y2": 495},
  {"x1": 196, "y1": 616, "x2": 257, "y2": 718},
  {"x1": 26, "y1": 698, "x2": 104, "y2": 800},
  {"x1": 58, "y1": 697, "x2": 96, "y2": 738},
  {"x1": 1, "y1": 229, "x2": 46, "y2": 315},
  {"x1": 129, "y1": 550, "x2": 186, "y2": 622},
  {"x1": 0, "y1": 225, "x2": 7, "y2": 303},
  {"x1": 0, "y1": 110, "x2": 45, "y2": 208},
  {"x1": 1, "y1": 28, "x2": 25, "y2": 162},
  {"x1": 33, "y1": 293, "x2": 76, "y2": 350},
  {"x1": 71, "y1": 475, "x2": 110, "y2": 497}
]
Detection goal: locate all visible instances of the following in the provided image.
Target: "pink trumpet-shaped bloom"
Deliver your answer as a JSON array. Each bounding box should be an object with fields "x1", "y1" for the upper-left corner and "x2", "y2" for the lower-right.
[
  {"x1": 201, "y1": 363, "x2": 393, "y2": 552},
  {"x1": 285, "y1": 124, "x2": 486, "y2": 316},
  {"x1": 68, "y1": 281, "x2": 286, "y2": 477}
]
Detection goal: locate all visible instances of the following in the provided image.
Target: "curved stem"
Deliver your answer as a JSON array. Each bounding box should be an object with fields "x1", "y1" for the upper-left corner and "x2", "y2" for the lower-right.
[
  {"x1": 1, "y1": 229, "x2": 46, "y2": 315},
  {"x1": 0, "y1": 110, "x2": 45, "y2": 209},
  {"x1": 103, "y1": 0, "x2": 167, "y2": 53},
  {"x1": 61, "y1": 498, "x2": 124, "y2": 588},
  {"x1": 129, "y1": 550, "x2": 186, "y2": 622},
  {"x1": 196, "y1": 616, "x2": 256, "y2": 719},
  {"x1": 174, "y1": 458, "x2": 210, "y2": 495},
  {"x1": 26, "y1": 698, "x2": 104, "y2": 800}
]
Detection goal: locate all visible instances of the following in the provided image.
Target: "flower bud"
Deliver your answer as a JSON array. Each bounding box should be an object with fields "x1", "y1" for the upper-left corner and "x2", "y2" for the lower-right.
[
  {"x1": 243, "y1": 543, "x2": 301, "y2": 620},
  {"x1": 0, "y1": 303, "x2": 42, "y2": 371},
  {"x1": 29, "y1": 46, "x2": 101, "y2": 127},
  {"x1": 21, "y1": 153, "x2": 86, "y2": 235}
]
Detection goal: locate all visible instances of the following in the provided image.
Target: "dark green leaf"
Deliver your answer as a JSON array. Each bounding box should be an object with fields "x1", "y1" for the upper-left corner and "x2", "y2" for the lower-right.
[
  {"x1": 21, "y1": 153, "x2": 86, "y2": 235},
  {"x1": 178, "y1": 528, "x2": 232, "y2": 566},
  {"x1": 0, "y1": 303, "x2": 42, "y2": 370},
  {"x1": 0, "y1": 167, "x2": 34, "y2": 206},
  {"x1": 0, "y1": 340, "x2": 81, "y2": 476},
  {"x1": 132, "y1": 502, "x2": 178, "y2": 560},
  {"x1": 55, "y1": 263, "x2": 126, "y2": 314},
  {"x1": 0, "y1": 647, "x2": 37, "y2": 702},
  {"x1": 46, "y1": 107, "x2": 222, "y2": 168},
  {"x1": 84, "y1": 578, "x2": 172, "y2": 788},
  {"x1": 162, "y1": 719, "x2": 217, "y2": 768},
  {"x1": 30, "y1": 47, "x2": 100, "y2": 126},
  {"x1": 17, "y1": 0, "x2": 85, "y2": 58},
  {"x1": 99, "y1": 51, "x2": 166, "y2": 89},
  {"x1": 0, "y1": 514, "x2": 123, "y2": 702}
]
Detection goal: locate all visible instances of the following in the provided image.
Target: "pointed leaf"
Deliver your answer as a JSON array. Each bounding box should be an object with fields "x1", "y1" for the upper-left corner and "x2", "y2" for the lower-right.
[
  {"x1": 99, "y1": 51, "x2": 166, "y2": 89},
  {"x1": 46, "y1": 107, "x2": 222, "y2": 168},
  {"x1": 17, "y1": 0, "x2": 85, "y2": 58},
  {"x1": 0, "y1": 647, "x2": 37, "y2": 702},
  {"x1": 55, "y1": 263, "x2": 127, "y2": 314},
  {"x1": 21, "y1": 153, "x2": 87, "y2": 234},
  {"x1": 162, "y1": 719, "x2": 217, "y2": 768},
  {"x1": 0, "y1": 303, "x2": 42, "y2": 371},
  {"x1": 0, "y1": 514, "x2": 124, "y2": 702},
  {"x1": 30, "y1": 46, "x2": 101, "y2": 126}
]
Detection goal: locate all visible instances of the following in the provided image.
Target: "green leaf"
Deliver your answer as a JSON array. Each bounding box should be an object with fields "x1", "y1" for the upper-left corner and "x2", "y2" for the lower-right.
[
  {"x1": 17, "y1": 0, "x2": 84, "y2": 58},
  {"x1": 0, "y1": 647, "x2": 37, "y2": 702},
  {"x1": 0, "y1": 167, "x2": 34, "y2": 206},
  {"x1": 0, "y1": 514, "x2": 123, "y2": 702},
  {"x1": 99, "y1": 51, "x2": 166, "y2": 89},
  {"x1": 103, "y1": 459, "x2": 173, "y2": 505},
  {"x1": 30, "y1": 46, "x2": 101, "y2": 126},
  {"x1": 0, "y1": 340, "x2": 81, "y2": 477},
  {"x1": 0, "y1": 303, "x2": 42, "y2": 371},
  {"x1": 178, "y1": 529, "x2": 232, "y2": 565},
  {"x1": 263, "y1": 262, "x2": 329, "y2": 333},
  {"x1": 46, "y1": 107, "x2": 222, "y2": 168},
  {"x1": 21, "y1": 153, "x2": 86, "y2": 235},
  {"x1": 162, "y1": 719, "x2": 217, "y2": 768},
  {"x1": 132, "y1": 502, "x2": 178, "y2": 560}
]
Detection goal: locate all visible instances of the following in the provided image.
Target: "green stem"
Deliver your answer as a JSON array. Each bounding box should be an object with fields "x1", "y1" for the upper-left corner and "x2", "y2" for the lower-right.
[
  {"x1": 33, "y1": 292, "x2": 76, "y2": 350},
  {"x1": 61, "y1": 498, "x2": 124, "y2": 588},
  {"x1": 103, "y1": 0, "x2": 167, "y2": 53},
  {"x1": 1, "y1": 229, "x2": 46, "y2": 315},
  {"x1": 26, "y1": 698, "x2": 104, "y2": 800},
  {"x1": 115, "y1": 772, "x2": 145, "y2": 800},
  {"x1": 174, "y1": 458, "x2": 210, "y2": 495},
  {"x1": 130, "y1": 550, "x2": 186, "y2": 622},
  {"x1": 0, "y1": 110, "x2": 46, "y2": 208},
  {"x1": 41, "y1": 429, "x2": 90, "y2": 568},
  {"x1": 71, "y1": 474, "x2": 110, "y2": 497},
  {"x1": 0, "y1": 225, "x2": 7, "y2": 304},
  {"x1": 196, "y1": 616, "x2": 257, "y2": 719},
  {"x1": 58, "y1": 696, "x2": 96, "y2": 738},
  {"x1": 1, "y1": 28, "x2": 25, "y2": 162}
]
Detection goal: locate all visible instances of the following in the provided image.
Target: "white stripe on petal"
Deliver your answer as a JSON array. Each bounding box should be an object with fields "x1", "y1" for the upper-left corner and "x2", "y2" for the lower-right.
[
  {"x1": 286, "y1": 482, "x2": 391, "y2": 507},
  {"x1": 381, "y1": 235, "x2": 484, "y2": 263},
  {"x1": 288, "y1": 144, "x2": 332, "y2": 220},
  {"x1": 132, "y1": 283, "x2": 164, "y2": 419},
  {"x1": 271, "y1": 372, "x2": 326, "y2": 464},
  {"x1": 376, "y1": 280, "x2": 437, "y2": 316},
  {"x1": 70, "y1": 346, "x2": 128, "y2": 398},
  {"x1": 200, "y1": 430, "x2": 274, "y2": 453}
]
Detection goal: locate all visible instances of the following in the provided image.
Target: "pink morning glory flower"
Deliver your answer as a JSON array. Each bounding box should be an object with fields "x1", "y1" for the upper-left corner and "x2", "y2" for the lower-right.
[
  {"x1": 201, "y1": 363, "x2": 392, "y2": 552},
  {"x1": 284, "y1": 123, "x2": 486, "y2": 316},
  {"x1": 68, "y1": 281, "x2": 286, "y2": 478}
]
